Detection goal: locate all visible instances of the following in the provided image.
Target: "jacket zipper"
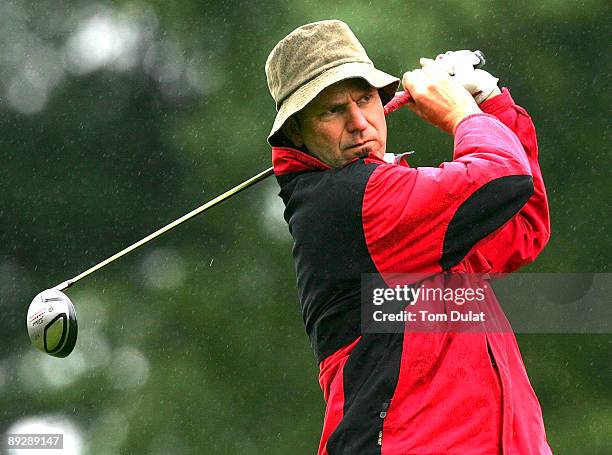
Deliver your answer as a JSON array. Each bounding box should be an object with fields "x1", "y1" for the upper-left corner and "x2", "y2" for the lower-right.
[{"x1": 377, "y1": 400, "x2": 390, "y2": 447}]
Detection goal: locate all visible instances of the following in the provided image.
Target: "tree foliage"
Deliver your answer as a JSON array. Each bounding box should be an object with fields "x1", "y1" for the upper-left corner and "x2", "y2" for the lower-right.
[{"x1": 1, "y1": 1, "x2": 609, "y2": 453}]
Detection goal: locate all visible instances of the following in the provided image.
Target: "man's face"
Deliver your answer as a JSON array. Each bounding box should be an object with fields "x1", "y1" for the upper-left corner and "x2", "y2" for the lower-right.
[{"x1": 286, "y1": 78, "x2": 388, "y2": 167}]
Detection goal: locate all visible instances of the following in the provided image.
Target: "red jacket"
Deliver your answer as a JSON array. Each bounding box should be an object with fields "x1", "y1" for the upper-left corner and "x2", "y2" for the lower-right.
[{"x1": 272, "y1": 89, "x2": 551, "y2": 454}]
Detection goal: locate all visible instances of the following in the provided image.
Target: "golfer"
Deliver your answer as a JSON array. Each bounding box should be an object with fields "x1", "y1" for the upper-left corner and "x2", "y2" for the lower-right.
[{"x1": 266, "y1": 20, "x2": 551, "y2": 454}]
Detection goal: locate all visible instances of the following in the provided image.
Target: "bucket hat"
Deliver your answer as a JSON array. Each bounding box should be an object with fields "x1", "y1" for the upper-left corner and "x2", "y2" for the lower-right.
[{"x1": 265, "y1": 20, "x2": 399, "y2": 144}]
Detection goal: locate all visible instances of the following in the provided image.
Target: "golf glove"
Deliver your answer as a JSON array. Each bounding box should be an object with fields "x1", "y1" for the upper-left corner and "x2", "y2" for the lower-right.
[{"x1": 420, "y1": 50, "x2": 499, "y2": 104}]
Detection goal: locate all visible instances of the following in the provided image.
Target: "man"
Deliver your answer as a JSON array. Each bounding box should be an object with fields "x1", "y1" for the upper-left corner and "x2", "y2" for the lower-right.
[{"x1": 265, "y1": 20, "x2": 552, "y2": 454}]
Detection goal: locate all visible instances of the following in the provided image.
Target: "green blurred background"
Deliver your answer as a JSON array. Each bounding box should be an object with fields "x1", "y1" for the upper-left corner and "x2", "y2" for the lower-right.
[{"x1": 1, "y1": 0, "x2": 610, "y2": 453}]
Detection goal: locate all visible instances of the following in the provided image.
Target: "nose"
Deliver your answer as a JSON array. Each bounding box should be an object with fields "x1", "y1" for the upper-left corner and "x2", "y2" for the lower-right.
[{"x1": 346, "y1": 104, "x2": 368, "y2": 133}]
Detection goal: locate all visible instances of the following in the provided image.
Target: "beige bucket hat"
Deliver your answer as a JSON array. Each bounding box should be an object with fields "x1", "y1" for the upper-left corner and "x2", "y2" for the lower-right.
[{"x1": 265, "y1": 20, "x2": 399, "y2": 145}]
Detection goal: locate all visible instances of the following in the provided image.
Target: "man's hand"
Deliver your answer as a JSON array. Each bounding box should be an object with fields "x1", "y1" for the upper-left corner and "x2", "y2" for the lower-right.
[
  {"x1": 420, "y1": 51, "x2": 500, "y2": 104},
  {"x1": 402, "y1": 64, "x2": 481, "y2": 134}
]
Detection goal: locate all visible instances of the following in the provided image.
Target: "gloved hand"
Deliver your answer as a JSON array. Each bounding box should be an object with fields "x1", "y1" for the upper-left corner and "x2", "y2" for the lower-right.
[
  {"x1": 420, "y1": 50, "x2": 500, "y2": 104},
  {"x1": 402, "y1": 64, "x2": 481, "y2": 134}
]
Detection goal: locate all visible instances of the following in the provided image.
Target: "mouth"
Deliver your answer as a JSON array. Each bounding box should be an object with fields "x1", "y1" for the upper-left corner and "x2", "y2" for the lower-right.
[{"x1": 346, "y1": 140, "x2": 374, "y2": 151}]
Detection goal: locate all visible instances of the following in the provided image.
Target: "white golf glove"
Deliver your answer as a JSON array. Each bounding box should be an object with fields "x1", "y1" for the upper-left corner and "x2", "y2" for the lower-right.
[{"x1": 420, "y1": 50, "x2": 499, "y2": 104}]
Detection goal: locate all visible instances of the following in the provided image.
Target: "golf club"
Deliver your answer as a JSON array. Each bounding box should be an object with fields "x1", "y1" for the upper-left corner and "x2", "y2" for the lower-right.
[
  {"x1": 27, "y1": 50, "x2": 486, "y2": 357},
  {"x1": 26, "y1": 166, "x2": 273, "y2": 357}
]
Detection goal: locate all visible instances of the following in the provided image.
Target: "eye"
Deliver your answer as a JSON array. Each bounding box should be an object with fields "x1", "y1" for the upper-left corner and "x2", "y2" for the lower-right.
[
  {"x1": 321, "y1": 105, "x2": 343, "y2": 117},
  {"x1": 359, "y1": 94, "x2": 373, "y2": 105}
]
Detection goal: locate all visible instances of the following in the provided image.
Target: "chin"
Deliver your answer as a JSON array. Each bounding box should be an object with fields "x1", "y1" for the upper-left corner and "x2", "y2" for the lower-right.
[{"x1": 367, "y1": 148, "x2": 384, "y2": 160}]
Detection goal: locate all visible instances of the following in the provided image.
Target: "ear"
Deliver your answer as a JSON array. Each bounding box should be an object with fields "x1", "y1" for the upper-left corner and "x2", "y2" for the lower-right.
[{"x1": 282, "y1": 116, "x2": 304, "y2": 147}]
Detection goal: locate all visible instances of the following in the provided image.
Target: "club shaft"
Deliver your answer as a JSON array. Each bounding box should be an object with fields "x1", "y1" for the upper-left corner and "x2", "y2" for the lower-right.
[
  {"x1": 53, "y1": 85, "x2": 428, "y2": 292},
  {"x1": 55, "y1": 166, "x2": 274, "y2": 291}
]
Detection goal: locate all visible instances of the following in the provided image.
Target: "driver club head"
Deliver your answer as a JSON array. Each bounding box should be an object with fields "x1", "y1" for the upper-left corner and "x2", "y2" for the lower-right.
[{"x1": 27, "y1": 289, "x2": 78, "y2": 357}]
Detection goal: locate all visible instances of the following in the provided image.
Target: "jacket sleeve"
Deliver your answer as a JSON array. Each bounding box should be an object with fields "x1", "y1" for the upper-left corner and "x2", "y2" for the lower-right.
[
  {"x1": 474, "y1": 89, "x2": 550, "y2": 272},
  {"x1": 362, "y1": 111, "x2": 535, "y2": 274}
]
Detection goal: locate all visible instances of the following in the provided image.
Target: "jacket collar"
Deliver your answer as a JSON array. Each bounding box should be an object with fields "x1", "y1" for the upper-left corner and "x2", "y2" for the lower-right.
[
  {"x1": 272, "y1": 146, "x2": 394, "y2": 176},
  {"x1": 272, "y1": 147, "x2": 330, "y2": 176}
]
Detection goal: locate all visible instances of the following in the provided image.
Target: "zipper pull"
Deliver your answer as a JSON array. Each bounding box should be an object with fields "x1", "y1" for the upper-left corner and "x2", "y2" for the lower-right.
[
  {"x1": 377, "y1": 401, "x2": 390, "y2": 446},
  {"x1": 380, "y1": 400, "x2": 390, "y2": 418}
]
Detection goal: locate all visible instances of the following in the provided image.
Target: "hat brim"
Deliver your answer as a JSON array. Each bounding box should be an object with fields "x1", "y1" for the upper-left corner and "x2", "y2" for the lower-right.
[{"x1": 267, "y1": 62, "x2": 399, "y2": 145}]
